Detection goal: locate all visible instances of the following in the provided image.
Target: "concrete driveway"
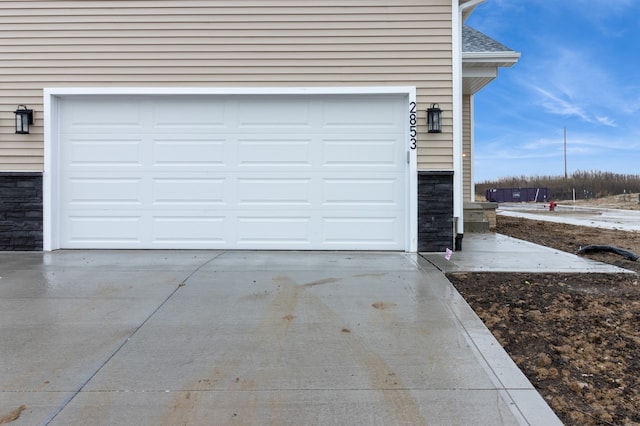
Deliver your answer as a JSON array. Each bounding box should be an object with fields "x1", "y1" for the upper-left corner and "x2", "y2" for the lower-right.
[{"x1": 0, "y1": 250, "x2": 559, "y2": 425}]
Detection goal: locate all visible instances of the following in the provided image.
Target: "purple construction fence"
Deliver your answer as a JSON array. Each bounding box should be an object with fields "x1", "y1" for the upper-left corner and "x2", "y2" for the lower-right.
[{"x1": 485, "y1": 187, "x2": 550, "y2": 203}]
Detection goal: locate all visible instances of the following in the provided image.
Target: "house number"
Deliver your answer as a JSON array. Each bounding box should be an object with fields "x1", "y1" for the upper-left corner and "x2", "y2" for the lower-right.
[{"x1": 409, "y1": 102, "x2": 417, "y2": 150}]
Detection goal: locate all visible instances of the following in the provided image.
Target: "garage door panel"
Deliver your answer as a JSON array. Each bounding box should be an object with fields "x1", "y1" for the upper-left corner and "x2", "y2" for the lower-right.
[
  {"x1": 237, "y1": 138, "x2": 313, "y2": 167},
  {"x1": 66, "y1": 216, "x2": 143, "y2": 245},
  {"x1": 152, "y1": 97, "x2": 229, "y2": 129},
  {"x1": 61, "y1": 97, "x2": 144, "y2": 132},
  {"x1": 322, "y1": 216, "x2": 401, "y2": 246},
  {"x1": 67, "y1": 178, "x2": 143, "y2": 206},
  {"x1": 237, "y1": 216, "x2": 312, "y2": 244},
  {"x1": 238, "y1": 99, "x2": 312, "y2": 128},
  {"x1": 322, "y1": 138, "x2": 399, "y2": 167},
  {"x1": 237, "y1": 178, "x2": 312, "y2": 206},
  {"x1": 321, "y1": 97, "x2": 403, "y2": 130},
  {"x1": 152, "y1": 216, "x2": 227, "y2": 244},
  {"x1": 65, "y1": 137, "x2": 144, "y2": 167},
  {"x1": 152, "y1": 178, "x2": 227, "y2": 206},
  {"x1": 58, "y1": 94, "x2": 407, "y2": 250},
  {"x1": 152, "y1": 138, "x2": 228, "y2": 167},
  {"x1": 323, "y1": 178, "x2": 401, "y2": 206}
]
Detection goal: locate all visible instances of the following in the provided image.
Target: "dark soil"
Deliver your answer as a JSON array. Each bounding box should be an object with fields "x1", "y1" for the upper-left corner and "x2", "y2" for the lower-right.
[{"x1": 447, "y1": 215, "x2": 640, "y2": 425}]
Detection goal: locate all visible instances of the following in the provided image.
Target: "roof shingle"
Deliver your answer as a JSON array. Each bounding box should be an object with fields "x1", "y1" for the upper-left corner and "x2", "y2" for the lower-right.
[{"x1": 463, "y1": 25, "x2": 515, "y2": 53}]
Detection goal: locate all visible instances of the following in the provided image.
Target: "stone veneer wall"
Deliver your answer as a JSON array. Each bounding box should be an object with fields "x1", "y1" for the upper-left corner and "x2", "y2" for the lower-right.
[
  {"x1": 418, "y1": 171, "x2": 454, "y2": 252},
  {"x1": 0, "y1": 173, "x2": 43, "y2": 251}
]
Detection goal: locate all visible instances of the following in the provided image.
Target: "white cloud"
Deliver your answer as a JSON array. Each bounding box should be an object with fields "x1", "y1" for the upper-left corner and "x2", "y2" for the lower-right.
[
  {"x1": 595, "y1": 116, "x2": 617, "y2": 127},
  {"x1": 515, "y1": 46, "x2": 634, "y2": 128},
  {"x1": 521, "y1": 137, "x2": 566, "y2": 151},
  {"x1": 532, "y1": 86, "x2": 592, "y2": 123},
  {"x1": 622, "y1": 94, "x2": 640, "y2": 114}
]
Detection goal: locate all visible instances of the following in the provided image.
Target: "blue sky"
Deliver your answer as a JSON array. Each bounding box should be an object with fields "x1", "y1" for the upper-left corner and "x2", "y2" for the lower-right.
[{"x1": 466, "y1": 0, "x2": 640, "y2": 182}]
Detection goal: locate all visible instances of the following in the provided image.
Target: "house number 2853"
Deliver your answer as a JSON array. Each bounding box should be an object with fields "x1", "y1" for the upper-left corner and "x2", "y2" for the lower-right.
[{"x1": 409, "y1": 102, "x2": 417, "y2": 150}]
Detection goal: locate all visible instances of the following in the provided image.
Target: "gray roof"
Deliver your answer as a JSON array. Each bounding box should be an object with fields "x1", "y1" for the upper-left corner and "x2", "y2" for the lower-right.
[{"x1": 463, "y1": 25, "x2": 515, "y2": 53}]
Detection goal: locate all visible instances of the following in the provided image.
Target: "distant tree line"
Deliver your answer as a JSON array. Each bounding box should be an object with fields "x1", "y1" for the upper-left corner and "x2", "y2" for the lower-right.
[{"x1": 476, "y1": 170, "x2": 640, "y2": 201}]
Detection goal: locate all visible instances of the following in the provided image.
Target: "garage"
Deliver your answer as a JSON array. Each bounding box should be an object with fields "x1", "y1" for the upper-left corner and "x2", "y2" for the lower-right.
[{"x1": 48, "y1": 91, "x2": 411, "y2": 250}]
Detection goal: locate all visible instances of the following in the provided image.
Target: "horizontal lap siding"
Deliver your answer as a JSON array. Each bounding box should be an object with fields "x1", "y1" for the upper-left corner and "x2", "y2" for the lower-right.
[{"x1": 0, "y1": 0, "x2": 453, "y2": 171}]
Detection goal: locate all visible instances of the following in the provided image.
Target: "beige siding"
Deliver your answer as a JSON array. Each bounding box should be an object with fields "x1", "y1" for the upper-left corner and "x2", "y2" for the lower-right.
[
  {"x1": 0, "y1": 0, "x2": 453, "y2": 171},
  {"x1": 462, "y1": 94, "x2": 472, "y2": 201}
]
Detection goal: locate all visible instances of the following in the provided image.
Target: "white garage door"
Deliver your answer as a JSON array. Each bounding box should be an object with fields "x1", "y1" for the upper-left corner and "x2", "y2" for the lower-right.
[{"x1": 57, "y1": 94, "x2": 407, "y2": 250}]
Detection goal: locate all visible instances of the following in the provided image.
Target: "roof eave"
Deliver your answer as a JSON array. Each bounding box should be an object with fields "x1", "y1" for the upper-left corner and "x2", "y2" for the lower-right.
[
  {"x1": 463, "y1": 51, "x2": 521, "y2": 67},
  {"x1": 458, "y1": 0, "x2": 486, "y2": 22},
  {"x1": 462, "y1": 52, "x2": 521, "y2": 95},
  {"x1": 460, "y1": 0, "x2": 487, "y2": 22}
]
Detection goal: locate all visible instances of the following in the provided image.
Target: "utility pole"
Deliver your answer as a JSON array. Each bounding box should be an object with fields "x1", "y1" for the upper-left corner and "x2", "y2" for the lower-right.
[{"x1": 564, "y1": 126, "x2": 567, "y2": 179}]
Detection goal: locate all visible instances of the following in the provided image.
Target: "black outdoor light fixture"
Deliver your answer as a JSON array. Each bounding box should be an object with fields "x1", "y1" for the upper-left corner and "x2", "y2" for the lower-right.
[
  {"x1": 427, "y1": 103, "x2": 442, "y2": 133},
  {"x1": 14, "y1": 105, "x2": 34, "y2": 134}
]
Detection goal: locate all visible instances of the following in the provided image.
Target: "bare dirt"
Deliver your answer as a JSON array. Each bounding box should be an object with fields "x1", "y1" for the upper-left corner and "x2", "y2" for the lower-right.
[
  {"x1": 447, "y1": 212, "x2": 640, "y2": 425},
  {"x1": 569, "y1": 193, "x2": 640, "y2": 211}
]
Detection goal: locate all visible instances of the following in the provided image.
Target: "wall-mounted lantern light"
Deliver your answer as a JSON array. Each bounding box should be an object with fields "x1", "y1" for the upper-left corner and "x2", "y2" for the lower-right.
[
  {"x1": 427, "y1": 103, "x2": 442, "y2": 133},
  {"x1": 14, "y1": 105, "x2": 34, "y2": 134}
]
